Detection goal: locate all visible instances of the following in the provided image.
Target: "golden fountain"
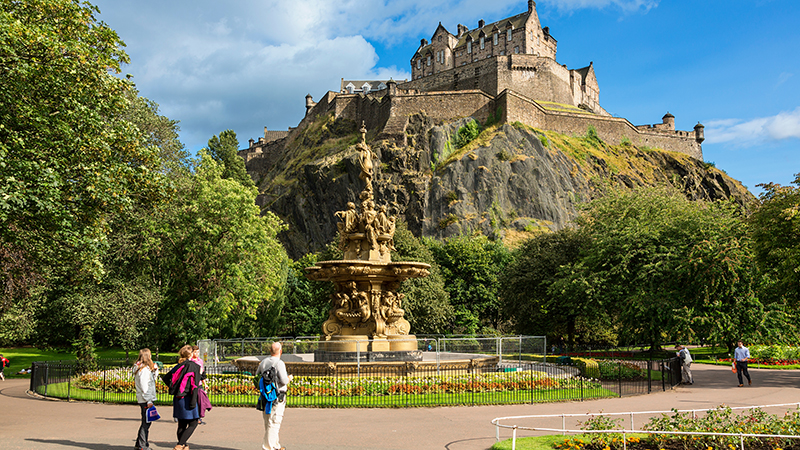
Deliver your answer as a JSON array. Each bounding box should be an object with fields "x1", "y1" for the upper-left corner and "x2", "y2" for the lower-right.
[{"x1": 305, "y1": 123, "x2": 430, "y2": 361}]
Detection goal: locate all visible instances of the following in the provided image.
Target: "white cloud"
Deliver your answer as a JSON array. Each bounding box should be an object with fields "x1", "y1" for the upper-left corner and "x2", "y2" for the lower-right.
[{"x1": 704, "y1": 108, "x2": 800, "y2": 145}]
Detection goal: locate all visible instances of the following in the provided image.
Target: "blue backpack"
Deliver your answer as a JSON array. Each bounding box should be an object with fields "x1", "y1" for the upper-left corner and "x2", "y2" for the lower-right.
[{"x1": 256, "y1": 366, "x2": 278, "y2": 414}]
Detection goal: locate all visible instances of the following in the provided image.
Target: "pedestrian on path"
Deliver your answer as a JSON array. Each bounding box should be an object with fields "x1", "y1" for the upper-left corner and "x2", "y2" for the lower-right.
[
  {"x1": 675, "y1": 345, "x2": 693, "y2": 384},
  {"x1": 0, "y1": 354, "x2": 8, "y2": 380},
  {"x1": 134, "y1": 348, "x2": 158, "y2": 450},
  {"x1": 165, "y1": 345, "x2": 203, "y2": 450},
  {"x1": 256, "y1": 342, "x2": 293, "y2": 450},
  {"x1": 734, "y1": 340, "x2": 752, "y2": 387}
]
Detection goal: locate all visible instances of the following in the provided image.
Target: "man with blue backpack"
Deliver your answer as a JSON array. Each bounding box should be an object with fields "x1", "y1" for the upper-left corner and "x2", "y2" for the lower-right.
[{"x1": 256, "y1": 342, "x2": 293, "y2": 450}]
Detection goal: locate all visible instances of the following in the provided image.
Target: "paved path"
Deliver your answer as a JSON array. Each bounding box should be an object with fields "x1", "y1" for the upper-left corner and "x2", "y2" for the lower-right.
[{"x1": 1, "y1": 364, "x2": 798, "y2": 450}]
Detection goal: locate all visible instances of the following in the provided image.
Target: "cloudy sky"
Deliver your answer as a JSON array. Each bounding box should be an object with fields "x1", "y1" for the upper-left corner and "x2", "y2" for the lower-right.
[{"x1": 92, "y1": 0, "x2": 800, "y2": 194}]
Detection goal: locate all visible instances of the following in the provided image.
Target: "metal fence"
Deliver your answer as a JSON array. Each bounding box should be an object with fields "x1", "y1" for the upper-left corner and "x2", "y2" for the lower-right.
[
  {"x1": 198, "y1": 335, "x2": 548, "y2": 368},
  {"x1": 29, "y1": 356, "x2": 681, "y2": 408}
]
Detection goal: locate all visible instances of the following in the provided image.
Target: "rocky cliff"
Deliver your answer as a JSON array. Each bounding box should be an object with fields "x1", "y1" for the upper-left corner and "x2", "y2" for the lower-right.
[{"x1": 248, "y1": 113, "x2": 755, "y2": 259}]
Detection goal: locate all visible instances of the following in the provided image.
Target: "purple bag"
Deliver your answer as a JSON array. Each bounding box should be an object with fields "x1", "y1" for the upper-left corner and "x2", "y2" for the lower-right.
[
  {"x1": 198, "y1": 388, "x2": 212, "y2": 418},
  {"x1": 145, "y1": 405, "x2": 161, "y2": 423}
]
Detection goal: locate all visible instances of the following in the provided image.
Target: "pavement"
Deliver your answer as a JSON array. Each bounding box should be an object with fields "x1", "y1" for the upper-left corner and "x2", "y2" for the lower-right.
[{"x1": 1, "y1": 364, "x2": 799, "y2": 450}]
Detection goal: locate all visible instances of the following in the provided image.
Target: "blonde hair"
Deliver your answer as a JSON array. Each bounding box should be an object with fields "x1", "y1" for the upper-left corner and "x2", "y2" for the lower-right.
[
  {"x1": 135, "y1": 348, "x2": 155, "y2": 373},
  {"x1": 177, "y1": 345, "x2": 194, "y2": 363}
]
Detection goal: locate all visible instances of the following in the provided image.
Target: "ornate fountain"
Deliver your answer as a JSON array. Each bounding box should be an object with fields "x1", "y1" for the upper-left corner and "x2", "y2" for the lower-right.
[{"x1": 305, "y1": 123, "x2": 430, "y2": 361}]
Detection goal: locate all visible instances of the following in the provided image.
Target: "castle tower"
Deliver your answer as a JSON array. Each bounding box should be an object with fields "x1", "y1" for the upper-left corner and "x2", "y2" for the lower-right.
[
  {"x1": 694, "y1": 123, "x2": 705, "y2": 144},
  {"x1": 662, "y1": 112, "x2": 675, "y2": 130},
  {"x1": 305, "y1": 94, "x2": 315, "y2": 116}
]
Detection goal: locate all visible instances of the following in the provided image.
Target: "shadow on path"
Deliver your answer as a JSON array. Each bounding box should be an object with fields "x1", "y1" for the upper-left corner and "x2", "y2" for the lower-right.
[
  {"x1": 445, "y1": 436, "x2": 496, "y2": 450},
  {"x1": 26, "y1": 439, "x2": 241, "y2": 450}
]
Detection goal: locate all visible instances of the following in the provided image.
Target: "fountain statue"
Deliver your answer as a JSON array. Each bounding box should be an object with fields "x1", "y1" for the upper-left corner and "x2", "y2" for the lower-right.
[{"x1": 305, "y1": 123, "x2": 430, "y2": 361}]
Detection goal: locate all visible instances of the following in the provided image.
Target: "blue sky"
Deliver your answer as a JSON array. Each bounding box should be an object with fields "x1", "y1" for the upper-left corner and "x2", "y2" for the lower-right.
[{"x1": 92, "y1": 0, "x2": 799, "y2": 194}]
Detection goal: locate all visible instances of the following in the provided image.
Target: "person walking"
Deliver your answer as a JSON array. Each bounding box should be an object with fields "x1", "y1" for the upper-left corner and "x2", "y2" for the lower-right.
[
  {"x1": 165, "y1": 345, "x2": 202, "y2": 450},
  {"x1": 0, "y1": 354, "x2": 8, "y2": 380},
  {"x1": 256, "y1": 342, "x2": 293, "y2": 450},
  {"x1": 134, "y1": 348, "x2": 158, "y2": 450},
  {"x1": 734, "y1": 340, "x2": 752, "y2": 387},
  {"x1": 675, "y1": 345, "x2": 693, "y2": 384},
  {"x1": 190, "y1": 345, "x2": 211, "y2": 424}
]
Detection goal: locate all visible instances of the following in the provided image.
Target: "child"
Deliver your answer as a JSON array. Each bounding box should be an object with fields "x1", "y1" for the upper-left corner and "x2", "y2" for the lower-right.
[{"x1": 0, "y1": 354, "x2": 9, "y2": 381}]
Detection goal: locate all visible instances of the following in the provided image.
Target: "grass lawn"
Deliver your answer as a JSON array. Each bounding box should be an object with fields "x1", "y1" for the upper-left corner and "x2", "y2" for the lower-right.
[
  {"x1": 491, "y1": 434, "x2": 651, "y2": 450},
  {"x1": 0, "y1": 347, "x2": 179, "y2": 379}
]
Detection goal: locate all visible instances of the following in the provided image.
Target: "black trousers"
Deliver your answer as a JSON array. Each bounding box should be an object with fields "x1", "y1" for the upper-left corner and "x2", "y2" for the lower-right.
[
  {"x1": 177, "y1": 418, "x2": 199, "y2": 446},
  {"x1": 136, "y1": 403, "x2": 151, "y2": 450},
  {"x1": 736, "y1": 360, "x2": 751, "y2": 385}
]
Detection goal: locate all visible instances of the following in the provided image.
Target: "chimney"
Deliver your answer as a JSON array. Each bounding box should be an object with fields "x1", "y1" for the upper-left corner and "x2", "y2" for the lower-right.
[
  {"x1": 263, "y1": 126, "x2": 268, "y2": 138},
  {"x1": 478, "y1": 19, "x2": 485, "y2": 28},
  {"x1": 420, "y1": 38, "x2": 428, "y2": 47},
  {"x1": 457, "y1": 24, "x2": 468, "y2": 37},
  {"x1": 528, "y1": 0, "x2": 536, "y2": 11}
]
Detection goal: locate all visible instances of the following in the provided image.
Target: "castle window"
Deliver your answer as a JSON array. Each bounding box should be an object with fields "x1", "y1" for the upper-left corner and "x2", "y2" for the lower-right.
[
  {"x1": 438, "y1": 35, "x2": 442, "y2": 42},
  {"x1": 507, "y1": 29, "x2": 512, "y2": 41},
  {"x1": 480, "y1": 36, "x2": 485, "y2": 49},
  {"x1": 467, "y1": 41, "x2": 472, "y2": 53},
  {"x1": 514, "y1": 46, "x2": 519, "y2": 54},
  {"x1": 427, "y1": 55, "x2": 431, "y2": 66},
  {"x1": 493, "y1": 33, "x2": 498, "y2": 45},
  {"x1": 416, "y1": 59, "x2": 421, "y2": 70}
]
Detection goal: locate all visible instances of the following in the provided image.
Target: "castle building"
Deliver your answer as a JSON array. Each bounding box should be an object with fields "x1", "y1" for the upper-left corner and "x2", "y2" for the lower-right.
[
  {"x1": 241, "y1": 0, "x2": 704, "y2": 161},
  {"x1": 406, "y1": 0, "x2": 604, "y2": 115}
]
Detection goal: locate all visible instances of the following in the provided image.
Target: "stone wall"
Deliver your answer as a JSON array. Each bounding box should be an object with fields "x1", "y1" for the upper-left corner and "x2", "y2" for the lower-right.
[{"x1": 499, "y1": 90, "x2": 703, "y2": 160}]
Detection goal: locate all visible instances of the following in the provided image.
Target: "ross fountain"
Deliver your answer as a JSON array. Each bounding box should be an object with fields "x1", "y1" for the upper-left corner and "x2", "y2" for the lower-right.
[{"x1": 304, "y1": 122, "x2": 431, "y2": 362}]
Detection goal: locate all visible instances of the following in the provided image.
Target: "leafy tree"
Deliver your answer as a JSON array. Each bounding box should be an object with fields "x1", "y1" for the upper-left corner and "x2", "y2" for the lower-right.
[
  {"x1": 0, "y1": 0, "x2": 165, "y2": 282},
  {"x1": 750, "y1": 174, "x2": 800, "y2": 307},
  {"x1": 206, "y1": 130, "x2": 254, "y2": 188},
  {"x1": 392, "y1": 221, "x2": 453, "y2": 334},
  {"x1": 426, "y1": 234, "x2": 511, "y2": 333},
  {"x1": 572, "y1": 186, "x2": 760, "y2": 349},
  {"x1": 500, "y1": 228, "x2": 612, "y2": 348},
  {"x1": 277, "y1": 253, "x2": 332, "y2": 337}
]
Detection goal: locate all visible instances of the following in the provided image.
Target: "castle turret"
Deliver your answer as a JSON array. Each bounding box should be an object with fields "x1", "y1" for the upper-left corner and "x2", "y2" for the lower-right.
[
  {"x1": 387, "y1": 78, "x2": 397, "y2": 97},
  {"x1": 305, "y1": 94, "x2": 315, "y2": 116},
  {"x1": 694, "y1": 122, "x2": 705, "y2": 144},
  {"x1": 662, "y1": 112, "x2": 675, "y2": 130}
]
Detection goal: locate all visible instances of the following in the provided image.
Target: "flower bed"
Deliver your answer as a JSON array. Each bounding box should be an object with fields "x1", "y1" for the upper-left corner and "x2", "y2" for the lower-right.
[
  {"x1": 555, "y1": 406, "x2": 800, "y2": 450},
  {"x1": 72, "y1": 366, "x2": 601, "y2": 398},
  {"x1": 718, "y1": 357, "x2": 800, "y2": 366}
]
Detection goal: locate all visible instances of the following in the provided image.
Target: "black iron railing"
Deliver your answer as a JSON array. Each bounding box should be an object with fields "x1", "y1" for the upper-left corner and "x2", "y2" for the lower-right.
[{"x1": 29, "y1": 357, "x2": 681, "y2": 407}]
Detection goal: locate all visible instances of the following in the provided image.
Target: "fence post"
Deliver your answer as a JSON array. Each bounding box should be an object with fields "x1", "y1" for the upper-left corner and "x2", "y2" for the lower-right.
[
  {"x1": 67, "y1": 364, "x2": 72, "y2": 401},
  {"x1": 102, "y1": 365, "x2": 107, "y2": 403},
  {"x1": 498, "y1": 337, "x2": 503, "y2": 364},
  {"x1": 618, "y1": 362, "x2": 622, "y2": 398},
  {"x1": 44, "y1": 364, "x2": 49, "y2": 397},
  {"x1": 661, "y1": 360, "x2": 666, "y2": 391}
]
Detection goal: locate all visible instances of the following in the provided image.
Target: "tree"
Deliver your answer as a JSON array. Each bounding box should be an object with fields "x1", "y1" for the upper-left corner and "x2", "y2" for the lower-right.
[
  {"x1": 0, "y1": 0, "x2": 165, "y2": 281},
  {"x1": 426, "y1": 234, "x2": 511, "y2": 333},
  {"x1": 147, "y1": 152, "x2": 288, "y2": 345},
  {"x1": 277, "y1": 253, "x2": 332, "y2": 337},
  {"x1": 750, "y1": 174, "x2": 800, "y2": 307},
  {"x1": 392, "y1": 221, "x2": 453, "y2": 334},
  {"x1": 572, "y1": 186, "x2": 760, "y2": 349},
  {"x1": 206, "y1": 130, "x2": 254, "y2": 188},
  {"x1": 500, "y1": 228, "x2": 612, "y2": 348}
]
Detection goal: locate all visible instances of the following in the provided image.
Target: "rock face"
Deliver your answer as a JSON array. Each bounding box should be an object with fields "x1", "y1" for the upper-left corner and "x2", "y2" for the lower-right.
[{"x1": 248, "y1": 114, "x2": 755, "y2": 259}]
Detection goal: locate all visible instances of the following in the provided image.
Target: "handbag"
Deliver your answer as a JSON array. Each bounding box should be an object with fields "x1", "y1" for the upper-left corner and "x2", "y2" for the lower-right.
[
  {"x1": 731, "y1": 363, "x2": 737, "y2": 374},
  {"x1": 145, "y1": 405, "x2": 161, "y2": 423}
]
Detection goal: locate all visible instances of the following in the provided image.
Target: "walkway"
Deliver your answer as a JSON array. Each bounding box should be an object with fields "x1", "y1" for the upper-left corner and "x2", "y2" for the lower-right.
[{"x1": 1, "y1": 364, "x2": 798, "y2": 450}]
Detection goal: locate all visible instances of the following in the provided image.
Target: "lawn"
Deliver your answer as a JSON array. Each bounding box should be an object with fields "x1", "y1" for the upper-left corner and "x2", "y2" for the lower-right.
[{"x1": 0, "y1": 347, "x2": 179, "y2": 379}]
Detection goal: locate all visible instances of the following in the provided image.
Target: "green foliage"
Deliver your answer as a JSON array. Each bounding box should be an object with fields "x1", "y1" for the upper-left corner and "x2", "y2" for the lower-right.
[
  {"x1": 426, "y1": 234, "x2": 512, "y2": 332},
  {"x1": 500, "y1": 228, "x2": 613, "y2": 348},
  {"x1": 572, "y1": 186, "x2": 760, "y2": 348},
  {"x1": 391, "y1": 221, "x2": 453, "y2": 334},
  {"x1": 584, "y1": 125, "x2": 603, "y2": 146},
  {"x1": 484, "y1": 106, "x2": 503, "y2": 127},
  {"x1": 206, "y1": 130, "x2": 254, "y2": 188},
  {"x1": 454, "y1": 119, "x2": 482, "y2": 149},
  {"x1": 277, "y1": 253, "x2": 332, "y2": 337},
  {"x1": 0, "y1": 0, "x2": 166, "y2": 283},
  {"x1": 438, "y1": 214, "x2": 459, "y2": 229},
  {"x1": 750, "y1": 174, "x2": 800, "y2": 308}
]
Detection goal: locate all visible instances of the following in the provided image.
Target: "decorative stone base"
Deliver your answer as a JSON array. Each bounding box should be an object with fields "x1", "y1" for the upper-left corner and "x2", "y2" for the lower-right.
[{"x1": 314, "y1": 349, "x2": 423, "y2": 362}]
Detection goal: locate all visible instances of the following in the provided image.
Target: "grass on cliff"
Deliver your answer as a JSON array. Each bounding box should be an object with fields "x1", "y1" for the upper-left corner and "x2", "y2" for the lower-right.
[
  {"x1": 434, "y1": 123, "x2": 502, "y2": 171},
  {"x1": 267, "y1": 113, "x2": 360, "y2": 188}
]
